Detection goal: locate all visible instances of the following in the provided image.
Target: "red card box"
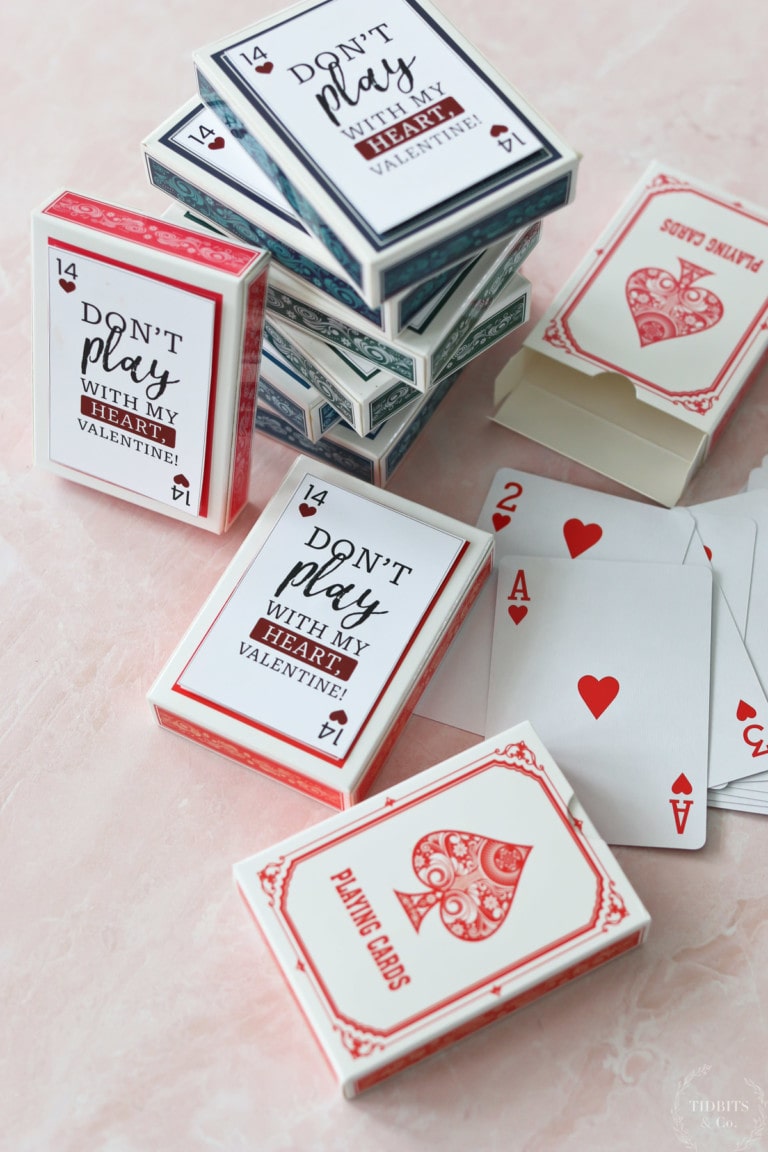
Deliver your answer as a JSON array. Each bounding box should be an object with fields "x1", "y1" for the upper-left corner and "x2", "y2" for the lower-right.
[{"x1": 234, "y1": 722, "x2": 650, "y2": 1096}]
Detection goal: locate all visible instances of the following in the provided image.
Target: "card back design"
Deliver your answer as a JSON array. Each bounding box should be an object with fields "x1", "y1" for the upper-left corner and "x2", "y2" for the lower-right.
[{"x1": 394, "y1": 829, "x2": 531, "y2": 942}]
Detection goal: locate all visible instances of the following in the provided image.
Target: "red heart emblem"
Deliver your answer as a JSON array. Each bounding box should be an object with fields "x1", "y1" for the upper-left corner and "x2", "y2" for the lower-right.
[
  {"x1": 578, "y1": 675, "x2": 620, "y2": 719},
  {"x1": 490, "y1": 124, "x2": 508, "y2": 137},
  {"x1": 507, "y1": 604, "x2": 527, "y2": 625},
  {"x1": 59, "y1": 278, "x2": 76, "y2": 293},
  {"x1": 329, "y1": 709, "x2": 347, "y2": 724},
  {"x1": 671, "y1": 772, "x2": 693, "y2": 796},
  {"x1": 173, "y1": 473, "x2": 190, "y2": 488},
  {"x1": 298, "y1": 502, "x2": 316, "y2": 517},
  {"x1": 626, "y1": 258, "x2": 724, "y2": 347},
  {"x1": 737, "y1": 699, "x2": 757, "y2": 722},
  {"x1": 208, "y1": 136, "x2": 225, "y2": 150},
  {"x1": 563, "y1": 518, "x2": 602, "y2": 558},
  {"x1": 395, "y1": 828, "x2": 531, "y2": 942},
  {"x1": 255, "y1": 61, "x2": 274, "y2": 73},
  {"x1": 492, "y1": 512, "x2": 511, "y2": 532}
]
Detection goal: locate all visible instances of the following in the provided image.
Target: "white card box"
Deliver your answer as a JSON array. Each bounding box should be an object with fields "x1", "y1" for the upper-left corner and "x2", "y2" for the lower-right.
[
  {"x1": 193, "y1": 0, "x2": 578, "y2": 306},
  {"x1": 266, "y1": 273, "x2": 531, "y2": 435},
  {"x1": 149, "y1": 456, "x2": 493, "y2": 806},
  {"x1": 493, "y1": 162, "x2": 768, "y2": 507},
  {"x1": 234, "y1": 722, "x2": 650, "y2": 1097},
  {"x1": 32, "y1": 190, "x2": 271, "y2": 533},
  {"x1": 267, "y1": 221, "x2": 540, "y2": 389},
  {"x1": 147, "y1": 104, "x2": 477, "y2": 337},
  {"x1": 256, "y1": 365, "x2": 460, "y2": 485},
  {"x1": 260, "y1": 338, "x2": 341, "y2": 442}
]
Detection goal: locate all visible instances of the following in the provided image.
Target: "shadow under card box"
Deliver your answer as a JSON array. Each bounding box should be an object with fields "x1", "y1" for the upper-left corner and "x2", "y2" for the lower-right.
[
  {"x1": 145, "y1": 101, "x2": 474, "y2": 336},
  {"x1": 32, "y1": 190, "x2": 270, "y2": 533},
  {"x1": 193, "y1": 0, "x2": 578, "y2": 306},
  {"x1": 267, "y1": 220, "x2": 540, "y2": 389},
  {"x1": 233, "y1": 721, "x2": 650, "y2": 1097},
  {"x1": 148, "y1": 455, "x2": 493, "y2": 807},
  {"x1": 255, "y1": 365, "x2": 461, "y2": 485},
  {"x1": 259, "y1": 338, "x2": 341, "y2": 442},
  {"x1": 493, "y1": 162, "x2": 768, "y2": 506}
]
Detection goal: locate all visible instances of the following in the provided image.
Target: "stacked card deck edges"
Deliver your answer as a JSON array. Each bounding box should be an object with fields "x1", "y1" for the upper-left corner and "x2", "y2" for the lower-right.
[
  {"x1": 32, "y1": 190, "x2": 270, "y2": 533},
  {"x1": 493, "y1": 161, "x2": 768, "y2": 507},
  {"x1": 148, "y1": 456, "x2": 494, "y2": 807},
  {"x1": 234, "y1": 722, "x2": 650, "y2": 1097},
  {"x1": 190, "y1": 0, "x2": 578, "y2": 308}
]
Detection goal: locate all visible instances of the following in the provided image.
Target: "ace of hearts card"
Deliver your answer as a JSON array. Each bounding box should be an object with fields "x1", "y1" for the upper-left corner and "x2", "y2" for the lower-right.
[{"x1": 485, "y1": 555, "x2": 712, "y2": 848}]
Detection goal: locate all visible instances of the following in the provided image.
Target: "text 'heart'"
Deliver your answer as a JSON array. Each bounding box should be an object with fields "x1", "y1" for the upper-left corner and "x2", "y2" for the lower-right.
[
  {"x1": 563, "y1": 518, "x2": 602, "y2": 558},
  {"x1": 578, "y1": 675, "x2": 620, "y2": 719}
]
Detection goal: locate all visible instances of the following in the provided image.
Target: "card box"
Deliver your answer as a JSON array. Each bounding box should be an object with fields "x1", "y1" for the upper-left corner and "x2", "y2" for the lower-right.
[
  {"x1": 255, "y1": 365, "x2": 461, "y2": 485},
  {"x1": 493, "y1": 162, "x2": 768, "y2": 506},
  {"x1": 234, "y1": 722, "x2": 650, "y2": 1096},
  {"x1": 265, "y1": 273, "x2": 531, "y2": 435},
  {"x1": 149, "y1": 456, "x2": 493, "y2": 806},
  {"x1": 193, "y1": 0, "x2": 578, "y2": 306},
  {"x1": 32, "y1": 190, "x2": 271, "y2": 532},
  {"x1": 260, "y1": 337, "x2": 341, "y2": 442},
  {"x1": 147, "y1": 106, "x2": 475, "y2": 335},
  {"x1": 267, "y1": 222, "x2": 540, "y2": 389}
]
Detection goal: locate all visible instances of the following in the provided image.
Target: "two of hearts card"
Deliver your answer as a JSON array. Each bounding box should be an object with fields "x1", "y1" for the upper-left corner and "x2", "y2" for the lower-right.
[{"x1": 416, "y1": 468, "x2": 768, "y2": 847}]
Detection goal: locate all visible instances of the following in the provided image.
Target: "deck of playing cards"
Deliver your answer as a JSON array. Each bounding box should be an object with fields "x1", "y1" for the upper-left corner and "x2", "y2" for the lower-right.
[
  {"x1": 32, "y1": 191, "x2": 270, "y2": 532},
  {"x1": 493, "y1": 162, "x2": 768, "y2": 506},
  {"x1": 234, "y1": 722, "x2": 650, "y2": 1096},
  {"x1": 149, "y1": 456, "x2": 493, "y2": 806}
]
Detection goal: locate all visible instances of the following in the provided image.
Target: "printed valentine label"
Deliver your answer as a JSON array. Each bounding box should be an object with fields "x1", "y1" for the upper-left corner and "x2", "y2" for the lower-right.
[
  {"x1": 165, "y1": 104, "x2": 303, "y2": 226},
  {"x1": 212, "y1": 0, "x2": 549, "y2": 239},
  {"x1": 252, "y1": 742, "x2": 626, "y2": 1037},
  {"x1": 47, "y1": 242, "x2": 218, "y2": 515},
  {"x1": 175, "y1": 474, "x2": 467, "y2": 761},
  {"x1": 538, "y1": 172, "x2": 768, "y2": 418}
]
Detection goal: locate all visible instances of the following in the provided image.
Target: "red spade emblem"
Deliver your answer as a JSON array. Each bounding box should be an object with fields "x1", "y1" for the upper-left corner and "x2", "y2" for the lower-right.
[
  {"x1": 395, "y1": 829, "x2": 531, "y2": 942},
  {"x1": 625, "y1": 258, "x2": 724, "y2": 347},
  {"x1": 578, "y1": 674, "x2": 620, "y2": 718},
  {"x1": 563, "y1": 518, "x2": 602, "y2": 558}
]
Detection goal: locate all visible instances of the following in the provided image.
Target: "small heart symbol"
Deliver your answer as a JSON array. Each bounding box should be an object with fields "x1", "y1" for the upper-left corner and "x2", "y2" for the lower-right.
[
  {"x1": 563, "y1": 518, "x2": 602, "y2": 558},
  {"x1": 578, "y1": 675, "x2": 619, "y2": 719},
  {"x1": 255, "y1": 61, "x2": 274, "y2": 74},
  {"x1": 330, "y1": 709, "x2": 348, "y2": 724},
  {"x1": 703, "y1": 545, "x2": 713, "y2": 561},
  {"x1": 298, "y1": 502, "x2": 316, "y2": 517},
  {"x1": 492, "y1": 512, "x2": 511, "y2": 532},
  {"x1": 208, "y1": 136, "x2": 225, "y2": 150},
  {"x1": 174, "y1": 474, "x2": 190, "y2": 488},
  {"x1": 507, "y1": 604, "x2": 527, "y2": 625},
  {"x1": 737, "y1": 699, "x2": 757, "y2": 722},
  {"x1": 671, "y1": 772, "x2": 693, "y2": 796},
  {"x1": 490, "y1": 124, "x2": 508, "y2": 138},
  {"x1": 59, "y1": 278, "x2": 76, "y2": 293}
]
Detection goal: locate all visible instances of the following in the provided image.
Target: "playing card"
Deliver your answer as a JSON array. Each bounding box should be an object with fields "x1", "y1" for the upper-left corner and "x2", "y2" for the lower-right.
[
  {"x1": 485, "y1": 555, "x2": 712, "y2": 848},
  {"x1": 686, "y1": 508, "x2": 756, "y2": 635},
  {"x1": 416, "y1": 469, "x2": 696, "y2": 734}
]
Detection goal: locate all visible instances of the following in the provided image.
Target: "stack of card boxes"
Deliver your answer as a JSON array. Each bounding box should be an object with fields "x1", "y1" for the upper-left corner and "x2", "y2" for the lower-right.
[{"x1": 142, "y1": 0, "x2": 580, "y2": 483}]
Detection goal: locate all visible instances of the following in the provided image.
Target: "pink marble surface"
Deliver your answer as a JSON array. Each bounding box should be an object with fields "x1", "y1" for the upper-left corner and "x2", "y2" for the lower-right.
[{"x1": 3, "y1": 1, "x2": 768, "y2": 1148}]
